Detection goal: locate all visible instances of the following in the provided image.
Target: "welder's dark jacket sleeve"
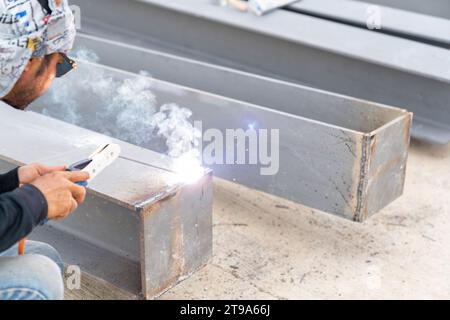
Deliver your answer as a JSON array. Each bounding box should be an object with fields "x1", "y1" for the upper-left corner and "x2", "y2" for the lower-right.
[{"x1": 0, "y1": 168, "x2": 48, "y2": 252}]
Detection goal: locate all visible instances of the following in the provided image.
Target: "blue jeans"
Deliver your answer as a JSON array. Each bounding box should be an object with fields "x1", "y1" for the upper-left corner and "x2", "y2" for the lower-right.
[{"x1": 0, "y1": 241, "x2": 64, "y2": 300}]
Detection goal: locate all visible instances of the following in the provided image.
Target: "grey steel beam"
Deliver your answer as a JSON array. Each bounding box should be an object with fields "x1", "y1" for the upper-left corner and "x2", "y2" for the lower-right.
[
  {"x1": 70, "y1": 33, "x2": 365, "y2": 128},
  {"x1": 352, "y1": 0, "x2": 450, "y2": 20},
  {"x1": 70, "y1": 0, "x2": 450, "y2": 144},
  {"x1": 32, "y1": 61, "x2": 411, "y2": 221},
  {"x1": 0, "y1": 102, "x2": 213, "y2": 299},
  {"x1": 287, "y1": 0, "x2": 450, "y2": 47}
]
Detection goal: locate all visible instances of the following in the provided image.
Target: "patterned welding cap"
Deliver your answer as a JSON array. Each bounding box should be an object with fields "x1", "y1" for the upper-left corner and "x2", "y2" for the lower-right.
[{"x1": 0, "y1": 0, "x2": 76, "y2": 98}]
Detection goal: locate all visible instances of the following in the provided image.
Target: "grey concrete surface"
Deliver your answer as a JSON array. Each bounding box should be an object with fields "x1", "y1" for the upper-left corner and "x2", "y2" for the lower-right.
[{"x1": 66, "y1": 141, "x2": 450, "y2": 300}]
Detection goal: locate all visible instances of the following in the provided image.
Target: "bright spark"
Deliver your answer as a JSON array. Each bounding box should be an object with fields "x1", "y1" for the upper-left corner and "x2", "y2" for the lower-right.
[{"x1": 171, "y1": 151, "x2": 205, "y2": 185}]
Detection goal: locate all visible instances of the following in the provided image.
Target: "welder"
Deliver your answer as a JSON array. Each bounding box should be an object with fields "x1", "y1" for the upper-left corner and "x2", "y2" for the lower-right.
[{"x1": 0, "y1": 0, "x2": 87, "y2": 300}]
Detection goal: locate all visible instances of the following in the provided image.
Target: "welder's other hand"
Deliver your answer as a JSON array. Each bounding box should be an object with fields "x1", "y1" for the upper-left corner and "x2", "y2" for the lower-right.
[
  {"x1": 30, "y1": 171, "x2": 90, "y2": 220},
  {"x1": 18, "y1": 163, "x2": 66, "y2": 185}
]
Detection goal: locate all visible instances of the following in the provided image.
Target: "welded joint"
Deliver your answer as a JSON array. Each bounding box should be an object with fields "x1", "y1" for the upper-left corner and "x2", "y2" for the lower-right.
[{"x1": 354, "y1": 133, "x2": 375, "y2": 222}]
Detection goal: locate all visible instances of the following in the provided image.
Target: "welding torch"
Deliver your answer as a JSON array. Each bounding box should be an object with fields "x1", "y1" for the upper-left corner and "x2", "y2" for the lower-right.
[
  {"x1": 17, "y1": 167, "x2": 88, "y2": 256},
  {"x1": 17, "y1": 144, "x2": 121, "y2": 256},
  {"x1": 17, "y1": 163, "x2": 90, "y2": 256}
]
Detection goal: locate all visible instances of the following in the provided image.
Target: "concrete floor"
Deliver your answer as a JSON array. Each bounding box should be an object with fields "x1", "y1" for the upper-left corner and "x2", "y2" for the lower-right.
[{"x1": 66, "y1": 140, "x2": 450, "y2": 300}]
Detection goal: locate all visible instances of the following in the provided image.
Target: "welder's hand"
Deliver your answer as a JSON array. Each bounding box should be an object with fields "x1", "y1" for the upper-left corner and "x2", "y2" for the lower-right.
[
  {"x1": 30, "y1": 171, "x2": 90, "y2": 220},
  {"x1": 18, "y1": 163, "x2": 66, "y2": 185}
]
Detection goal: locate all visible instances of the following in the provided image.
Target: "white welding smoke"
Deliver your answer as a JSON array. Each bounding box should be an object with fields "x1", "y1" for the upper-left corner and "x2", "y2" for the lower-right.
[
  {"x1": 36, "y1": 47, "x2": 202, "y2": 173},
  {"x1": 150, "y1": 103, "x2": 201, "y2": 158}
]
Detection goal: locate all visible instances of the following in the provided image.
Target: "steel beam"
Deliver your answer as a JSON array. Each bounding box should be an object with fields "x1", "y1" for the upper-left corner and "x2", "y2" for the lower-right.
[
  {"x1": 31, "y1": 61, "x2": 411, "y2": 221},
  {"x1": 70, "y1": 0, "x2": 450, "y2": 144},
  {"x1": 287, "y1": 0, "x2": 450, "y2": 47},
  {"x1": 0, "y1": 102, "x2": 213, "y2": 299},
  {"x1": 352, "y1": 0, "x2": 450, "y2": 20}
]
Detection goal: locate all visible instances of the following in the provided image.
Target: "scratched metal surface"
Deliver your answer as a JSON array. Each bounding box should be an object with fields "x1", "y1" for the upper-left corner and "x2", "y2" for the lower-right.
[
  {"x1": 356, "y1": 114, "x2": 412, "y2": 221},
  {"x1": 31, "y1": 62, "x2": 411, "y2": 221},
  {"x1": 140, "y1": 173, "x2": 213, "y2": 299}
]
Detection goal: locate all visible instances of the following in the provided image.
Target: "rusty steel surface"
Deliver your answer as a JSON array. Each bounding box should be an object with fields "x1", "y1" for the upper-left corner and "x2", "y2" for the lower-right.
[{"x1": 0, "y1": 102, "x2": 213, "y2": 299}]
